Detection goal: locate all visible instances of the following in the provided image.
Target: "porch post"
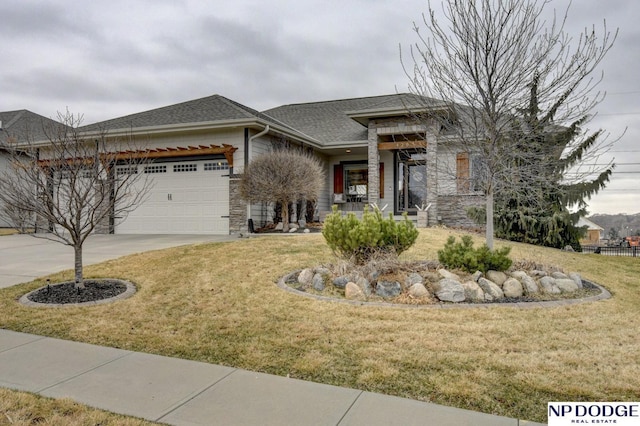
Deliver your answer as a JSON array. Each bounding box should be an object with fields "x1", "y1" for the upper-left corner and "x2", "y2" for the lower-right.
[{"x1": 367, "y1": 124, "x2": 379, "y2": 205}]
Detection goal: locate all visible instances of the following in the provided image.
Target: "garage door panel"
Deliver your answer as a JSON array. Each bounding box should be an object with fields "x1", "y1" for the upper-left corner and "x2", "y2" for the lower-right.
[{"x1": 115, "y1": 160, "x2": 229, "y2": 235}]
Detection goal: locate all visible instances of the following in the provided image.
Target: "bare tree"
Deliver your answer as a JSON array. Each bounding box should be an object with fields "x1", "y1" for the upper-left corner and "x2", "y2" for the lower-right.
[
  {"x1": 0, "y1": 111, "x2": 152, "y2": 288},
  {"x1": 239, "y1": 149, "x2": 324, "y2": 232},
  {"x1": 404, "y1": 0, "x2": 616, "y2": 248}
]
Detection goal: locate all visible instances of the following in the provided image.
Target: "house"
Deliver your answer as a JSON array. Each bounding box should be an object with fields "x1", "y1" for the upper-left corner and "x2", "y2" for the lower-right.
[
  {"x1": 6, "y1": 94, "x2": 485, "y2": 235},
  {"x1": 0, "y1": 110, "x2": 62, "y2": 228},
  {"x1": 577, "y1": 217, "x2": 604, "y2": 245}
]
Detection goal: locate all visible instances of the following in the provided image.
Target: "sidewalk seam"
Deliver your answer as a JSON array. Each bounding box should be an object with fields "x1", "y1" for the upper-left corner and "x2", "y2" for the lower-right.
[
  {"x1": 35, "y1": 348, "x2": 134, "y2": 393},
  {"x1": 336, "y1": 390, "x2": 365, "y2": 425},
  {"x1": 154, "y1": 367, "x2": 238, "y2": 423},
  {"x1": 0, "y1": 334, "x2": 47, "y2": 354}
]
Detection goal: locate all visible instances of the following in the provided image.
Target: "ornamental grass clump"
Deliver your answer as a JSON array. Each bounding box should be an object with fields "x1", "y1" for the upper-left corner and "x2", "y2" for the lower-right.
[
  {"x1": 322, "y1": 205, "x2": 418, "y2": 264},
  {"x1": 438, "y1": 235, "x2": 512, "y2": 273}
]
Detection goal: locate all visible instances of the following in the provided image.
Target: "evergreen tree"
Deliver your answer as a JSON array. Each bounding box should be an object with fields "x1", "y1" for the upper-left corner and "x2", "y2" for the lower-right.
[{"x1": 469, "y1": 75, "x2": 614, "y2": 250}]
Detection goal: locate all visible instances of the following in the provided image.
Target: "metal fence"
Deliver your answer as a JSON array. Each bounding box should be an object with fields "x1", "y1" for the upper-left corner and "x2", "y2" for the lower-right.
[{"x1": 582, "y1": 245, "x2": 639, "y2": 257}]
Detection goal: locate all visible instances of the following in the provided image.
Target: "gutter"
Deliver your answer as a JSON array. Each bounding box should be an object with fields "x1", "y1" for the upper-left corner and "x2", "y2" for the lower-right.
[
  {"x1": 246, "y1": 125, "x2": 270, "y2": 231},
  {"x1": 246, "y1": 124, "x2": 270, "y2": 168}
]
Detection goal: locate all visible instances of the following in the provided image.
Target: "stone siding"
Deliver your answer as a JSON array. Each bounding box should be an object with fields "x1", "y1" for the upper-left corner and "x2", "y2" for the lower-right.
[
  {"x1": 229, "y1": 175, "x2": 247, "y2": 234},
  {"x1": 94, "y1": 180, "x2": 113, "y2": 234},
  {"x1": 437, "y1": 194, "x2": 485, "y2": 228}
]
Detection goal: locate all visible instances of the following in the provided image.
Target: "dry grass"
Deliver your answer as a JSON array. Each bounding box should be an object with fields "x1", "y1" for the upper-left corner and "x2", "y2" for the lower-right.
[
  {"x1": 0, "y1": 388, "x2": 158, "y2": 425},
  {"x1": 0, "y1": 228, "x2": 639, "y2": 423}
]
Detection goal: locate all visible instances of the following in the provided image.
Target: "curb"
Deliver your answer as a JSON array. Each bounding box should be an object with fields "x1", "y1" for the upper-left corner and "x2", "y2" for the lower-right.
[
  {"x1": 18, "y1": 279, "x2": 137, "y2": 308},
  {"x1": 277, "y1": 271, "x2": 611, "y2": 309}
]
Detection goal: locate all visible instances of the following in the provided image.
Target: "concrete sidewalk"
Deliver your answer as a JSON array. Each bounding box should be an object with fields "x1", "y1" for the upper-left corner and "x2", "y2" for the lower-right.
[{"x1": 0, "y1": 329, "x2": 546, "y2": 425}]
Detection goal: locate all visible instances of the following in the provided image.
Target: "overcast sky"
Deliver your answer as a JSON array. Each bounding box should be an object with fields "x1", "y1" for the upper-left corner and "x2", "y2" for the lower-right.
[{"x1": 1, "y1": 0, "x2": 638, "y2": 216}]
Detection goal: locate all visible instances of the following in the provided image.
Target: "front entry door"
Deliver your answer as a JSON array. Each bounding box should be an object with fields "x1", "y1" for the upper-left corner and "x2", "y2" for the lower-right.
[{"x1": 396, "y1": 151, "x2": 427, "y2": 213}]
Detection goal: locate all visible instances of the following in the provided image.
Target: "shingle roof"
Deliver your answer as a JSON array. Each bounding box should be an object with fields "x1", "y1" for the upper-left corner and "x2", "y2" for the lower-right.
[
  {"x1": 262, "y1": 93, "x2": 442, "y2": 143},
  {"x1": 0, "y1": 110, "x2": 60, "y2": 147},
  {"x1": 81, "y1": 94, "x2": 287, "y2": 132}
]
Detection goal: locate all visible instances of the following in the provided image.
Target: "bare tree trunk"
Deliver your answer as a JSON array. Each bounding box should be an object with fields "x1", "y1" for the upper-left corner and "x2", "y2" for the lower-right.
[
  {"x1": 282, "y1": 202, "x2": 290, "y2": 233},
  {"x1": 485, "y1": 191, "x2": 494, "y2": 250},
  {"x1": 74, "y1": 244, "x2": 85, "y2": 289}
]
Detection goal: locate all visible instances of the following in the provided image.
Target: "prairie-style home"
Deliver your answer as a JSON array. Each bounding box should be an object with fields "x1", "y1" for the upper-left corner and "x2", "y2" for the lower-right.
[{"x1": 1, "y1": 93, "x2": 486, "y2": 234}]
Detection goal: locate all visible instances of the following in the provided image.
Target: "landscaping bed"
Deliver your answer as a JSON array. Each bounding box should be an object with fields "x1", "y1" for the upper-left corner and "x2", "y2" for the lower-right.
[{"x1": 0, "y1": 230, "x2": 637, "y2": 424}]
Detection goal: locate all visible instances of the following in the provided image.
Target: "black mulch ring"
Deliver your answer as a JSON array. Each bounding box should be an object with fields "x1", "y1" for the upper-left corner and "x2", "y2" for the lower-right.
[{"x1": 27, "y1": 279, "x2": 127, "y2": 304}]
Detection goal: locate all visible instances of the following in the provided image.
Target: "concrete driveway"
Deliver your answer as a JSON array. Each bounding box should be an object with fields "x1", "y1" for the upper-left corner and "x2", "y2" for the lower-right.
[{"x1": 0, "y1": 233, "x2": 236, "y2": 288}]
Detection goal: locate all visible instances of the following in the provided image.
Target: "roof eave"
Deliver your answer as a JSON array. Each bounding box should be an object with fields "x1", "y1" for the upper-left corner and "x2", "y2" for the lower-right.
[{"x1": 346, "y1": 105, "x2": 450, "y2": 126}]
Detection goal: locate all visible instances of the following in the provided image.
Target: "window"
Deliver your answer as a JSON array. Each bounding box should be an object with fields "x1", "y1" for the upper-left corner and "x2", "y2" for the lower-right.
[
  {"x1": 116, "y1": 165, "x2": 138, "y2": 175},
  {"x1": 344, "y1": 165, "x2": 368, "y2": 200},
  {"x1": 396, "y1": 151, "x2": 427, "y2": 212},
  {"x1": 144, "y1": 165, "x2": 167, "y2": 174},
  {"x1": 204, "y1": 161, "x2": 229, "y2": 171},
  {"x1": 333, "y1": 162, "x2": 384, "y2": 202},
  {"x1": 457, "y1": 152, "x2": 485, "y2": 193},
  {"x1": 173, "y1": 164, "x2": 197, "y2": 173}
]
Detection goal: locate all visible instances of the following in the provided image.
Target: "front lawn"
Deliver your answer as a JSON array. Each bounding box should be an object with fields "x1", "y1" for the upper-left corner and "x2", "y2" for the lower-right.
[{"x1": 0, "y1": 229, "x2": 638, "y2": 423}]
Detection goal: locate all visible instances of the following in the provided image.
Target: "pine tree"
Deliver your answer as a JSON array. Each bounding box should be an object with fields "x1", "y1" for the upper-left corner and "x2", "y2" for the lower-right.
[{"x1": 470, "y1": 75, "x2": 614, "y2": 250}]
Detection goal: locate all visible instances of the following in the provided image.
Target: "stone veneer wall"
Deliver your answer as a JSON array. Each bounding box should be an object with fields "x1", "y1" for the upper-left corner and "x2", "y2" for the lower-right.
[
  {"x1": 437, "y1": 194, "x2": 485, "y2": 228},
  {"x1": 94, "y1": 180, "x2": 113, "y2": 234},
  {"x1": 229, "y1": 176, "x2": 247, "y2": 234}
]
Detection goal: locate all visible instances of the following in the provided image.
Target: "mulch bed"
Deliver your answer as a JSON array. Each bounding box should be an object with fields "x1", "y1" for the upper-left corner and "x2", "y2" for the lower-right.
[{"x1": 27, "y1": 279, "x2": 127, "y2": 304}]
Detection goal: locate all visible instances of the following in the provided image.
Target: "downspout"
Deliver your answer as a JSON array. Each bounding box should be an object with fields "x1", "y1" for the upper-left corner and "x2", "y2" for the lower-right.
[{"x1": 246, "y1": 125, "x2": 270, "y2": 231}]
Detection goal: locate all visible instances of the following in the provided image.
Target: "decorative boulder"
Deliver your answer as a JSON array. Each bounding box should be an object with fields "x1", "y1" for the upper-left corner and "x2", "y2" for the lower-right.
[
  {"x1": 478, "y1": 278, "x2": 504, "y2": 301},
  {"x1": 472, "y1": 271, "x2": 483, "y2": 282},
  {"x1": 356, "y1": 276, "x2": 372, "y2": 296},
  {"x1": 486, "y1": 270, "x2": 508, "y2": 286},
  {"x1": 409, "y1": 283, "x2": 430, "y2": 298},
  {"x1": 502, "y1": 278, "x2": 524, "y2": 298},
  {"x1": 539, "y1": 276, "x2": 561, "y2": 294},
  {"x1": 298, "y1": 268, "x2": 314, "y2": 286},
  {"x1": 315, "y1": 267, "x2": 331, "y2": 276},
  {"x1": 530, "y1": 270, "x2": 547, "y2": 277},
  {"x1": 332, "y1": 276, "x2": 349, "y2": 289},
  {"x1": 462, "y1": 281, "x2": 484, "y2": 302},
  {"x1": 511, "y1": 271, "x2": 539, "y2": 294},
  {"x1": 376, "y1": 281, "x2": 402, "y2": 298},
  {"x1": 312, "y1": 273, "x2": 325, "y2": 291},
  {"x1": 406, "y1": 273, "x2": 424, "y2": 286},
  {"x1": 555, "y1": 278, "x2": 579, "y2": 293},
  {"x1": 298, "y1": 219, "x2": 307, "y2": 229},
  {"x1": 434, "y1": 278, "x2": 466, "y2": 302},
  {"x1": 438, "y1": 269, "x2": 460, "y2": 281},
  {"x1": 288, "y1": 228, "x2": 297, "y2": 233},
  {"x1": 345, "y1": 282, "x2": 365, "y2": 300},
  {"x1": 569, "y1": 272, "x2": 583, "y2": 289},
  {"x1": 552, "y1": 271, "x2": 569, "y2": 279},
  {"x1": 275, "y1": 222, "x2": 284, "y2": 231}
]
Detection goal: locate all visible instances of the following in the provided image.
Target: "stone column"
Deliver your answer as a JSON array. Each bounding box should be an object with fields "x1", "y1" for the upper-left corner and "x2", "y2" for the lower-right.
[
  {"x1": 291, "y1": 201, "x2": 298, "y2": 224},
  {"x1": 229, "y1": 176, "x2": 247, "y2": 234},
  {"x1": 425, "y1": 126, "x2": 439, "y2": 226},
  {"x1": 367, "y1": 124, "x2": 379, "y2": 206}
]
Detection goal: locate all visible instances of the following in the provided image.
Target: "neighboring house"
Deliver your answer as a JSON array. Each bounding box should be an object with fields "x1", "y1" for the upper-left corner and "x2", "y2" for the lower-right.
[
  {"x1": 0, "y1": 110, "x2": 61, "y2": 228},
  {"x1": 12, "y1": 93, "x2": 485, "y2": 235},
  {"x1": 577, "y1": 217, "x2": 604, "y2": 245}
]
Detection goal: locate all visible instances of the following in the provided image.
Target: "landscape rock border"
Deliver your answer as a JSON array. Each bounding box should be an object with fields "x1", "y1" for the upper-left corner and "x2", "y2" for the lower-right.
[
  {"x1": 276, "y1": 270, "x2": 611, "y2": 309},
  {"x1": 19, "y1": 279, "x2": 137, "y2": 308}
]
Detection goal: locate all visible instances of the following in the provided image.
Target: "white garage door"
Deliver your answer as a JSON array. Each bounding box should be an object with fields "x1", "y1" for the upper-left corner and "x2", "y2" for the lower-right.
[{"x1": 115, "y1": 160, "x2": 230, "y2": 234}]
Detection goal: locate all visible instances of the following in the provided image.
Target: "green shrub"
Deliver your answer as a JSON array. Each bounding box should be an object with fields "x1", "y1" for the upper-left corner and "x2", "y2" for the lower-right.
[
  {"x1": 322, "y1": 206, "x2": 418, "y2": 263},
  {"x1": 437, "y1": 235, "x2": 512, "y2": 273}
]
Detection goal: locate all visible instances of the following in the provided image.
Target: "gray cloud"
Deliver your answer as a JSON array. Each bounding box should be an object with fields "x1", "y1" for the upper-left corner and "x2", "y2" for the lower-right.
[{"x1": 0, "y1": 0, "x2": 637, "y2": 213}]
